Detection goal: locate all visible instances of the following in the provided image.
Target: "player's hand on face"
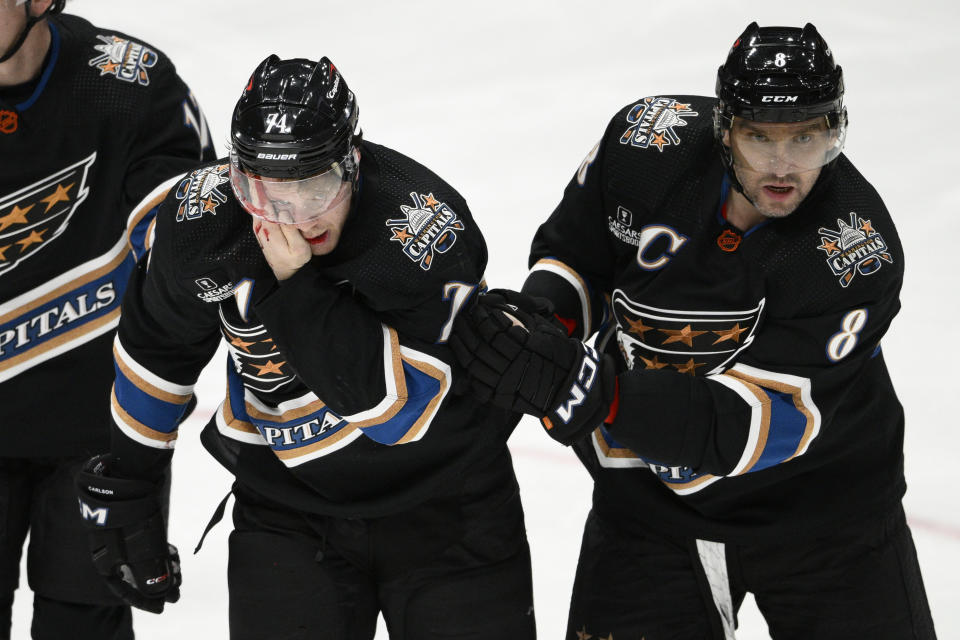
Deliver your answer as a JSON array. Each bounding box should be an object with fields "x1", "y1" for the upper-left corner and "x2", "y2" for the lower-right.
[{"x1": 252, "y1": 217, "x2": 312, "y2": 281}]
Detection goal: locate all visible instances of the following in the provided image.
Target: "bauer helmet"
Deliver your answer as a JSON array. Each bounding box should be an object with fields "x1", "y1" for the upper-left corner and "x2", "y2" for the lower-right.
[
  {"x1": 714, "y1": 23, "x2": 847, "y2": 191},
  {"x1": 230, "y1": 55, "x2": 361, "y2": 225}
]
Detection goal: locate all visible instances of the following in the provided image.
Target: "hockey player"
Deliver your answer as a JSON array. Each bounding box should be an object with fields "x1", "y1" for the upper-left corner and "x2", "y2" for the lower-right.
[
  {"x1": 0, "y1": 0, "x2": 214, "y2": 638},
  {"x1": 74, "y1": 55, "x2": 536, "y2": 639},
  {"x1": 451, "y1": 23, "x2": 937, "y2": 639}
]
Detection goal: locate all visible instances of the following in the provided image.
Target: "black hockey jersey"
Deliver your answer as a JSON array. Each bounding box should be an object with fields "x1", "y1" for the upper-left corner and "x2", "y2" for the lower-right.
[
  {"x1": 523, "y1": 95, "x2": 907, "y2": 542},
  {"x1": 0, "y1": 14, "x2": 213, "y2": 457},
  {"x1": 110, "y1": 141, "x2": 519, "y2": 517}
]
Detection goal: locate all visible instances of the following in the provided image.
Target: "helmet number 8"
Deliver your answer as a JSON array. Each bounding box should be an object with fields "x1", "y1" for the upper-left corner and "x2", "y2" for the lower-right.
[
  {"x1": 827, "y1": 308, "x2": 868, "y2": 362},
  {"x1": 774, "y1": 52, "x2": 787, "y2": 67}
]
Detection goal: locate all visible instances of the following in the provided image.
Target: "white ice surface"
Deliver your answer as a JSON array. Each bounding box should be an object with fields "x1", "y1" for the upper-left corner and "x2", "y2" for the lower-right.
[{"x1": 13, "y1": 0, "x2": 960, "y2": 637}]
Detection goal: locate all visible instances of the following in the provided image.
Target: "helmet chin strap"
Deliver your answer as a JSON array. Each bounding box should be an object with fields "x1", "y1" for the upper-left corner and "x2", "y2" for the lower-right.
[{"x1": 0, "y1": 0, "x2": 56, "y2": 65}]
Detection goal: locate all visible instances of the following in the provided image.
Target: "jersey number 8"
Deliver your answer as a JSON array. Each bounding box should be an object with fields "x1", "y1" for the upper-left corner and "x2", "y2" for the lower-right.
[{"x1": 826, "y1": 308, "x2": 868, "y2": 362}]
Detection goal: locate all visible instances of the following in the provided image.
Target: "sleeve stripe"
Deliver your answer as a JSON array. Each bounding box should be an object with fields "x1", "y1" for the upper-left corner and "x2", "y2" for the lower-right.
[
  {"x1": 274, "y1": 423, "x2": 361, "y2": 462},
  {"x1": 591, "y1": 426, "x2": 648, "y2": 466},
  {"x1": 125, "y1": 173, "x2": 185, "y2": 254},
  {"x1": 727, "y1": 363, "x2": 821, "y2": 460},
  {"x1": 243, "y1": 389, "x2": 327, "y2": 423},
  {"x1": 113, "y1": 337, "x2": 194, "y2": 398},
  {"x1": 111, "y1": 388, "x2": 178, "y2": 449},
  {"x1": 217, "y1": 359, "x2": 365, "y2": 465},
  {"x1": 0, "y1": 234, "x2": 129, "y2": 323},
  {"x1": 339, "y1": 325, "x2": 408, "y2": 425},
  {"x1": 710, "y1": 373, "x2": 771, "y2": 475},
  {"x1": 218, "y1": 397, "x2": 262, "y2": 437},
  {"x1": 216, "y1": 401, "x2": 267, "y2": 444},
  {"x1": 112, "y1": 366, "x2": 191, "y2": 434},
  {"x1": 712, "y1": 363, "x2": 822, "y2": 475},
  {"x1": 393, "y1": 347, "x2": 451, "y2": 445},
  {"x1": 0, "y1": 308, "x2": 119, "y2": 383},
  {"x1": 529, "y1": 258, "x2": 592, "y2": 339}
]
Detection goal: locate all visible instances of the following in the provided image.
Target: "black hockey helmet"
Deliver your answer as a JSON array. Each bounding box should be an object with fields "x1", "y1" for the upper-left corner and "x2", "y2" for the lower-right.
[
  {"x1": 0, "y1": 0, "x2": 68, "y2": 64},
  {"x1": 714, "y1": 23, "x2": 847, "y2": 190},
  {"x1": 230, "y1": 55, "x2": 360, "y2": 179},
  {"x1": 230, "y1": 55, "x2": 361, "y2": 224}
]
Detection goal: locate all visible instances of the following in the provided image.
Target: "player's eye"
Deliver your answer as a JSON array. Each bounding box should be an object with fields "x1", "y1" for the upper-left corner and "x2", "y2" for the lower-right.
[{"x1": 793, "y1": 134, "x2": 812, "y2": 144}]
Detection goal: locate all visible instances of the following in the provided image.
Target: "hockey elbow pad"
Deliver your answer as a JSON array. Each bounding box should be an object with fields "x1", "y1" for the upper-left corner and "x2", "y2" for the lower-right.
[
  {"x1": 450, "y1": 290, "x2": 615, "y2": 445},
  {"x1": 75, "y1": 455, "x2": 181, "y2": 614}
]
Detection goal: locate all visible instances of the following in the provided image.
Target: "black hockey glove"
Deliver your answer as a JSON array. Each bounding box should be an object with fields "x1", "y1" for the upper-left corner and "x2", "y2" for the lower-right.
[
  {"x1": 75, "y1": 455, "x2": 181, "y2": 614},
  {"x1": 450, "y1": 289, "x2": 616, "y2": 445}
]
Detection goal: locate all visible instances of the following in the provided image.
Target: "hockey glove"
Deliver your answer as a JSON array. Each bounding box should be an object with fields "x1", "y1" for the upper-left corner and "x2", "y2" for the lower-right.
[
  {"x1": 75, "y1": 455, "x2": 181, "y2": 614},
  {"x1": 450, "y1": 290, "x2": 616, "y2": 445}
]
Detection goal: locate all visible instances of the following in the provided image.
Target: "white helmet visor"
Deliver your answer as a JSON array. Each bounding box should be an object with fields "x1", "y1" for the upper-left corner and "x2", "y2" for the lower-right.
[{"x1": 728, "y1": 115, "x2": 846, "y2": 174}]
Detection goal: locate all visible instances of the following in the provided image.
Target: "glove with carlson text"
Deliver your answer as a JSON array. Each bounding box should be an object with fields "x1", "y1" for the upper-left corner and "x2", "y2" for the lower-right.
[
  {"x1": 75, "y1": 454, "x2": 181, "y2": 614},
  {"x1": 450, "y1": 289, "x2": 616, "y2": 445}
]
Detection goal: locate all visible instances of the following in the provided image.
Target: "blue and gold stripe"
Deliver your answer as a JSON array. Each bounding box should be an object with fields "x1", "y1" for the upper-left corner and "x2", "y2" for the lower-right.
[
  {"x1": 0, "y1": 236, "x2": 134, "y2": 383},
  {"x1": 213, "y1": 340, "x2": 451, "y2": 466},
  {"x1": 111, "y1": 338, "x2": 194, "y2": 449},
  {"x1": 590, "y1": 362, "x2": 820, "y2": 495},
  {"x1": 714, "y1": 363, "x2": 821, "y2": 475}
]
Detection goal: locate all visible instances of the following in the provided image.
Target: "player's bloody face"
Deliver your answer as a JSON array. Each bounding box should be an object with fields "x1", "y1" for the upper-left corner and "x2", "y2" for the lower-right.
[
  {"x1": 725, "y1": 117, "x2": 839, "y2": 218},
  {"x1": 291, "y1": 191, "x2": 352, "y2": 256}
]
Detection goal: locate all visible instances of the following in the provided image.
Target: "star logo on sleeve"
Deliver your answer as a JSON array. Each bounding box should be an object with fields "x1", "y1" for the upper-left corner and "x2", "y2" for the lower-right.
[
  {"x1": 251, "y1": 359, "x2": 287, "y2": 377},
  {"x1": 613, "y1": 291, "x2": 765, "y2": 376},
  {"x1": 0, "y1": 153, "x2": 95, "y2": 276},
  {"x1": 659, "y1": 324, "x2": 707, "y2": 347},
  {"x1": 624, "y1": 315, "x2": 654, "y2": 337},
  {"x1": 712, "y1": 323, "x2": 749, "y2": 344},
  {"x1": 15, "y1": 229, "x2": 46, "y2": 250},
  {"x1": 40, "y1": 182, "x2": 73, "y2": 212},
  {"x1": 638, "y1": 354, "x2": 670, "y2": 370},
  {"x1": 0, "y1": 204, "x2": 33, "y2": 231},
  {"x1": 673, "y1": 358, "x2": 706, "y2": 375}
]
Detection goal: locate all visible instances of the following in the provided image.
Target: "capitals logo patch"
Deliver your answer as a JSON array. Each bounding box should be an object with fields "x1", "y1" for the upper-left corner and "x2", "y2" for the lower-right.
[
  {"x1": 816, "y1": 212, "x2": 893, "y2": 287},
  {"x1": 386, "y1": 192, "x2": 464, "y2": 271},
  {"x1": 89, "y1": 35, "x2": 158, "y2": 86},
  {"x1": 175, "y1": 164, "x2": 231, "y2": 222},
  {"x1": 0, "y1": 153, "x2": 96, "y2": 277},
  {"x1": 620, "y1": 97, "x2": 698, "y2": 151}
]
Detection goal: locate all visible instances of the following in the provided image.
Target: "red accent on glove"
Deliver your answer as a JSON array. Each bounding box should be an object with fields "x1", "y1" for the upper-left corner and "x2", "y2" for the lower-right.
[
  {"x1": 554, "y1": 314, "x2": 577, "y2": 337},
  {"x1": 604, "y1": 377, "x2": 620, "y2": 424}
]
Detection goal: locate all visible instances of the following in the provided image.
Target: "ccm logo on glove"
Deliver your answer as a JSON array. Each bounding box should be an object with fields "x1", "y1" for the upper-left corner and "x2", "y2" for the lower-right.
[{"x1": 551, "y1": 346, "x2": 600, "y2": 426}]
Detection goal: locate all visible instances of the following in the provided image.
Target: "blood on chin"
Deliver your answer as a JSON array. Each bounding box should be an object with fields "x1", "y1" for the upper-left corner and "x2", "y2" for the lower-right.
[{"x1": 306, "y1": 231, "x2": 329, "y2": 245}]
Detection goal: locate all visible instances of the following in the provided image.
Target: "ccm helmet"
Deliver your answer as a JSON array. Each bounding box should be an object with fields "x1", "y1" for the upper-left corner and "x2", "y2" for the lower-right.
[
  {"x1": 230, "y1": 56, "x2": 361, "y2": 224},
  {"x1": 714, "y1": 23, "x2": 847, "y2": 189}
]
